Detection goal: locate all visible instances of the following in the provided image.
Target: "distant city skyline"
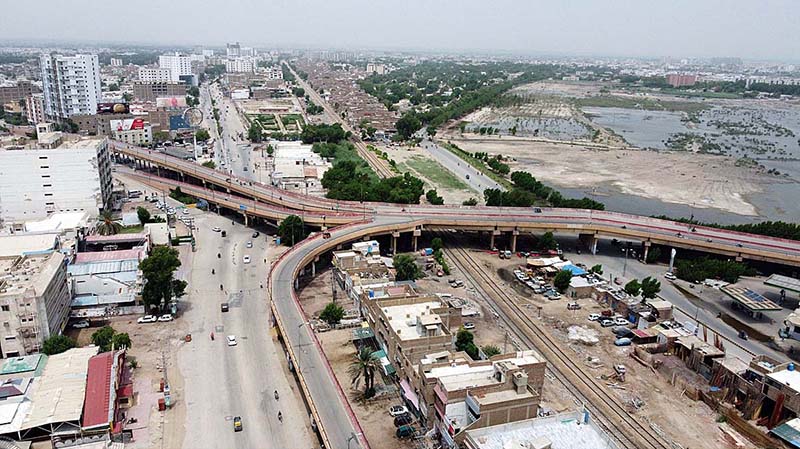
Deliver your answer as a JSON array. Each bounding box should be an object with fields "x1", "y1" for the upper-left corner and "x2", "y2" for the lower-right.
[{"x1": 2, "y1": 0, "x2": 798, "y2": 63}]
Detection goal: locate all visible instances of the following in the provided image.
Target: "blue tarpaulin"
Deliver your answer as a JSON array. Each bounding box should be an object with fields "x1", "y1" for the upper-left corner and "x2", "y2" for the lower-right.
[{"x1": 561, "y1": 264, "x2": 587, "y2": 276}]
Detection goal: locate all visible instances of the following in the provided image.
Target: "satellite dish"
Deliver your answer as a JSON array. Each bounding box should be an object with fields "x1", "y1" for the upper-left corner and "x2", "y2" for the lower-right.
[{"x1": 183, "y1": 107, "x2": 204, "y2": 127}]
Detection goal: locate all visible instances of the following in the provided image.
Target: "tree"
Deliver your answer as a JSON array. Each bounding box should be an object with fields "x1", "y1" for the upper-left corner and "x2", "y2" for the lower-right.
[
  {"x1": 645, "y1": 246, "x2": 662, "y2": 264},
  {"x1": 482, "y1": 345, "x2": 502, "y2": 358},
  {"x1": 137, "y1": 206, "x2": 151, "y2": 225},
  {"x1": 640, "y1": 276, "x2": 661, "y2": 300},
  {"x1": 202, "y1": 160, "x2": 216, "y2": 169},
  {"x1": 624, "y1": 279, "x2": 641, "y2": 297},
  {"x1": 348, "y1": 347, "x2": 379, "y2": 397},
  {"x1": 455, "y1": 328, "x2": 479, "y2": 359},
  {"x1": 431, "y1": 237, "x2": 443, "y2": 253},
  {"x1": 393, "y1": 254, "x2": 421, "y2": 281},
  {"x1": 111, "y1": 332, "x2": 132, "y2": 350},
  {"x1": 247, "y1": 123, "x2": 263, "y2": 143},
  {"x1": 195, "y1": 129, "x2": 210, "y2": 141},
  {"x1": 265, "y1": 144, "x2": 274, "y2": 157},
  {"x1": 537, "y1": 231, "x2": 558, "y2": 251},
  {"x1": 91, "y1": 326, "x2": 116, "y2": 351},
  {"x1": 277, "y1": 215, "x2": 307, "y2": 246},
  {"x1": 589, "y1": 264, "x2": 603, "y2": 275},
  {"x1": 97, "y1": 211, "x2": 121, "y2": 236},
  {"x1": 426, "y1": 189, "x2": 444, "y2": 205},
  {"x1": 553, "y1": 269, "x2": 573, "y2": 293},
  {"x1": 140, "y1": 246, "x2": 184, "y2": 312},
  {"x1": 462, "y1": 198, "x2": 478, "y2": 206},
  {"x1": 395, "y1": 113, "x2": 422, "y2": 140},
  {"x1": 320, "y1": 302, "x2": 345, "y2": 326},
  {"x1": 153, "y1": 130, "x2": 170, "y2": 144},
  {"x1": 42, "y1": 335, "x2": 76, "y2": 355}
]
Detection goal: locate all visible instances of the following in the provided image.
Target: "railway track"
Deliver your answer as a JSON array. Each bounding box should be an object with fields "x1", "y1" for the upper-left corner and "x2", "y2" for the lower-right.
[{"x1": 438, "y1": 232, "x2": 679, "y2": 449}]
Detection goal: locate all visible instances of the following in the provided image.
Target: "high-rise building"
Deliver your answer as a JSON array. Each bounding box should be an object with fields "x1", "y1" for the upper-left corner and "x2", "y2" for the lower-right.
[
  {"x1": 24, "y1": 93, "x2": 45, "y2": 125},
  {"x1": 158, "y1": 53, "x2": 193, "y2": 82},
  {"x1": 0, "y1": 251, "x2": 71, "y2": 357},
  {"x1": 109, "y1": 58, "x2": 123, "y2": 67},
  {"x1": 225, "y1": 57, "x2": 255, "y2": 73},
  {"x1": 138, "y1": 67, "x2": 173, "y2": 83},
  {"x1": 666, "y1": 74, "x2": 697, "y2": 87},
  {"x1": 226, "y1": 42, "x2": 241, "y2": 58},
  {"x1": 0, "y1": 138, "x2": 112, "y2": 223},
  {"x1": 39, "y1": 54, "x2": 102, "y2": 120}
]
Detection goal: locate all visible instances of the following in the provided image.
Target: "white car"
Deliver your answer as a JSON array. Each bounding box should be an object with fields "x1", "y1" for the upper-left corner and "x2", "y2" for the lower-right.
[
  {"x1": 243, "y1": 255, "x2": 251, "y2": 264},
  {"x1": 212, "y1": 227, "x2": 221, "y2": 232},
  {"x1": 587, "y1": 313, "x2": 601, "y2": 321},
  {"x1": 137, "y1": 315, "x2": 157, "y2": 324},
  {"x1": 462, "y1": 322, "x2": 475, "y2": 330},
  {"x1": 71, "y1": 320, "x2": 90, "y2": 329},
  {"x1": 158, "y1": 314, "x2": 174, "y2": 322},
  {"x1": 664, "y1": 272, "x2": 677, "y2": 280},
  {"x1": 246, "y1": 241, "x2": 253, "y2": 248},
  {"x1": 614, "y1": 317, "x2": 630, "y2": 327},
  {"x1": 227, "y1": 335, "x2": 237, "y2": 346},
  {"x1": 182, "y1": 209, "x2": 190, "y2": 215},
  {"x1": 389, "y1": 405, "x2": 409, "y2": 417}
]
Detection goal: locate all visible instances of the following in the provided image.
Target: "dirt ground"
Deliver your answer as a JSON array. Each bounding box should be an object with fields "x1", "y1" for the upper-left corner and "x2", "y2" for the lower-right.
[
  {"x1": 462, "y1": 249, "x2": 759, "y2": 449},
  {"x1": 442, "y1": 134, "x2": 782, "y2": 217}
]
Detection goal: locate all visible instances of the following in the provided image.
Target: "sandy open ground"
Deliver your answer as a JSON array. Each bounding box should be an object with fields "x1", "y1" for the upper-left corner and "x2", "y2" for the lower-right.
[{"x1": 444, "y1": 135, "x2": 787, "y2": 216}]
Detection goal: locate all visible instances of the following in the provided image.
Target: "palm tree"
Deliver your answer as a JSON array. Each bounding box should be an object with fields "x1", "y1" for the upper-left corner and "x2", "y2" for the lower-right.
[
  {"x1": 96, "y1": 211, "x2": 121, "y2": 236},
  {"x1": 348, "y1": 347, "x2": 379, "y2": 395}
]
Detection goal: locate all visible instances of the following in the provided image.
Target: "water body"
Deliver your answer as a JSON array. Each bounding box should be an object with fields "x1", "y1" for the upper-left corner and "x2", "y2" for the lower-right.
[{"x1": 582, "y1": 107, "x2": 686, "y2": 150}]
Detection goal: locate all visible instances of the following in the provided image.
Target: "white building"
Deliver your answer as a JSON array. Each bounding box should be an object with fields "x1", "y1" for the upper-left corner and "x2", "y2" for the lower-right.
[
  {"x1": 109, "y1": 118, "x2": 152, "y2": 146},
  {"x1": 138, "y1": 67, "x2": 173, "y2": 83},
  {"x1": 109, "y1": 58, "x2": 123, "y2": 67},
  {"x1": 366, "y1": 63, "x2": 387, "y2": 75},
  {"x1": 0, "y1": 252, "x2": 71, "y2": 357},
  {"x1": 270, "y1": 141, "x2": 331, "y2": 195},
  {"x1": 24, "y1": 93, "x2": 45, "y2": 125},
  {"x1": 226, "y1": 42, "x2": 241, "y2": 58},
  {"x1": 262, "y1": 66, "x2": 284, "y2": 80},
  {"x1": 225, "y1": 57, "x2": 255, "y2": 73},
  {"x1": 0, "y1": 138, "x2": 112, "y2": 224},
  {"x1": 158, "y1": 53, "x2": 193, "y2": 82},
  {"x1": 40, "y1": 54, "x2": 102, "y2": 120}
]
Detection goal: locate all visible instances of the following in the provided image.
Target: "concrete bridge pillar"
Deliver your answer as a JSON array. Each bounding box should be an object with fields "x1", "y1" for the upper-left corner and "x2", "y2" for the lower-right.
[
  {"x1": 642, "y1": 241, "x2": 652, "y2": 263},
  {"x1": 413, "y1": 228, "x2": 422, "y2": 253},
  {"x1": 294, "y1": 278, "x2": 299, "y2": 289},
  {"x1": 490, "y1": 229, "x2": 501, "y2": 250},
  {"x1": 591, "y1": 237, "x2": 598, "y2": 255},
  {"x1": 511, "y1": 229, "x2": 520, "y2": 253},
  {"x1": 392, "y1": 231, "x2": 401, "y2": 255},
  {"x1": 242, "y1": 213, "x2": 248, "y2": 226},
  {"x1": 311, "y1": 261, "x2": 316, "y2": 277}
]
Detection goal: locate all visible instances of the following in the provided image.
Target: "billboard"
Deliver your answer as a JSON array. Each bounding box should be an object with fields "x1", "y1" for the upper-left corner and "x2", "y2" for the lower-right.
[
  {"x1": 97, "y1": 102, "x2": 129, "y2": 114},
  {"x1": 110, "y1": 118, "x2": 146, "y2": 132},
  {"x1": 156, "y1": 96, "x2": 187, "y2": 108}
]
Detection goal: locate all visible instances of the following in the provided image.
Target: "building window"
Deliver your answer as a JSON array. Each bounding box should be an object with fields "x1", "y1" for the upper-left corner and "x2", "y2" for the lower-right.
[
  {"x1": 0, "y1": 306, "x2": 8, "y2": 312},
  {"x1": 4, "y1": 336, "x2": 16, "y2": 341}
]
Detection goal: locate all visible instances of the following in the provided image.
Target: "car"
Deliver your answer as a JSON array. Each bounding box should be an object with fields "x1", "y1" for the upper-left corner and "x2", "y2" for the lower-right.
[
  {"x1": 137, "y1": 315, "x2": 157, "y2": 324},
  {"x1": 612, "y1": 326, "x2": 634, "y2": 338},
  {"x1": 533, "y1": 207, "x2": 542, "y2": 213},
  {"x1": 389, "y1": 405, "x2": 409, "y2": 417},
  {"x1": 614, "y1": 364, "x2": 627, "y2": 375},
  {"x1": 233, "y1": 416, "x2": 243, "y2": 432},
  {"x1": 396, "y1": 425, "x2": 415, "y2": 439},
  {"x1": 587, "y1": 313, "x2": 601, "y2": 321},
  {"x1": 613, "y1": 317, "x2": 630, "y2": 327},
  {"x1": 221, "y1": 302, "x2": 229, "y2": 312},
  {"x1": 246, "y1": 241, "x2": 253, "y2": 248},
  {"x1": 567, "y1": 302, "x2": 581, "y2": 310},
  {"x1": 158, "y1": 314, "x2": 174, "y2": 322},
  {"x1": 227, "y1": 335, "x2": 237, "y2": 346},
  {"x1": 599, "y1": 318, "x2": 615, "y2": 327},
  {"x1": 664, "y1": 272, "x2": 677, "y2": 280},
  {"x1": 252, "y1": 231, "x2": 260, "y2": 238},
  {"x1": 614, "y1": 337, "x2": 632, "y2": 347},
  {"x1": 394, "y1": 414, "x2": 413, "y2": 427},
  {"x1": 212, "y1": 227, "x2": 221, "y2": 232},
  {"x1": 462, "y1": 322, "x2": 476, "y2": 330},
  {"x1": 243, "y1": 255, "x2": 251, "y2": 264},
  {"x1": 71, "y1": 320, "x2": 90, "y2": 329},
  {"x1": 182, "y1": 209, "x2": 190, "y2": 215}
]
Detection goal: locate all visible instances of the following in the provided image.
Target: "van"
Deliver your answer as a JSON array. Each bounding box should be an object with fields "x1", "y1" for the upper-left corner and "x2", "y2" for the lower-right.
[{"x1": 396, "y1": 425, "x2": 414, "y2": 439}]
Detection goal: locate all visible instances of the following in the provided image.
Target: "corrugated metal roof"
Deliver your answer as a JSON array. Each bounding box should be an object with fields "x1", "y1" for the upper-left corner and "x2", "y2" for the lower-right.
[
  {"x1": 74, "y1": 249, "x2": 143, "y2": 264},
  {"x1": 82, "y1": 352, "x2": 115, "y2": 429},
  {"x1": 68, "y1": 259, "x2": 139, "y2": 276},
  {"x1": 771, "y1": 417, "x2": 800, "y2": 448}
]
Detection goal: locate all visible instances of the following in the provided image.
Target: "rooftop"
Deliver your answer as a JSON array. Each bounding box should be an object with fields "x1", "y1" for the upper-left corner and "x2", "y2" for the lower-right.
[
  {"x1": 463, "y1": 411, "x2": 617, "y2": 449},
  {"x1": 82, "y1": 351, "x2": 118, "y2": 430},
  {"x1": 23, "y1": 346, "x2": 97, "y2": 430},
  {"x1": 84, "y1": 233, "x2": 147, "y2": 244},
  {"x1": 74, "y1": 248, "x2": 144, "y2": 264},
  {"x1": 67, "y1": 259, "x2": 139, "y2": 277},
  {"x1": 0, "y1": 253, "x2": 65, "y2": 299},
  {"x1": 768, "y1": 369, "x2": 800, "y2": 394},
  {"x1": 24, "y1": 212, "x2": 88, "y2": 234},
  {"x1": 431, "y1": 351, "x2": 543, "y2": 392},
  {"x1": 721, "y1": 286, "x2": 781, "y2": 312},
  {"x1": 0, "y1": 355, "x2": 46, "y2": 376},
  {"x1": 381, "y1": 300, "x2": 443, "y2": 341},
  {"x1": 766, "y1": 274, "x2": 800, "y2": 294},
  {"x1": 0, "y1": 233, "x2": 59, "y2": 257}
]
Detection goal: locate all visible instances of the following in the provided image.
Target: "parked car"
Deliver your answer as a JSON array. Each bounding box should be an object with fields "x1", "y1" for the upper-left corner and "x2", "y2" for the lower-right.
[
  {"x1": 533, "y1": 207, "x2": 542, "y2": 213},
  {"x1": 243, "y1": 255, "x2": 251, "y2": 264},
  {"x1": 462, "y1": 322, "x2": 475, "y2": 330},
  {"x1": 394, "y1": 414, "x2": 413, "y2": 427},
  {"x1": 227, "y1": 335, "x2": 237, "y2": 346},
  {"x1": 221, "y1": 302, "x2": 229, "y2": 312},
  {"x1": 396, "y1": 425, "x2": 415, "y2": 439},
  {"x1": 71, "y1": 320, "x2": 90, "y2": 329},
  {"x1": 233, "y1": 416, "x2": 243, "y2": 432},
  {"x1": 613, "y1": 317, "x2": 630, "y2": 326},
  {"x1": 614, "y1": 337, "x2": 632, "y2": 346},
  {"x1": 389, "y1": 405, "x2": 409, "y2": 417},
  {"x1": 587, "y1": 313, "x2": 601, "y2": 321},
  {"x1": 158, "y1": 314, "x2": 174, "y2": 322},
  {"x1": 567, "y1": 302, "x2": 581, "y2": 310},
  {"x1": 612, "y1": 327, "x2": 634, "y2": 338},
  {"x1": 664, "y1": 272, "x2": 677, "y2": 280},
  {"x1": 246, "y1": 241, "x2": 253, "y2": 248},
  {"x1": 137, "y1": 315, "x2": 158, "y2": 324},
  {"x1": 252, "y1": 231, "x2": 260, "y2": 238},
  {"x1": 212, "y1": 227, "x2": 221, "y2": 232},
  {"x1": 182, "y1": 209, "x2": 190, "y2": 215},
  {"x1": 599, "y1": 318, "x2": 615, "y2": 327}
]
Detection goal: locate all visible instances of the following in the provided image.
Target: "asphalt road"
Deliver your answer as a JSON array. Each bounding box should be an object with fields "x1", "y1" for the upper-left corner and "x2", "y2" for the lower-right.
[
  {"x1": 177, "y1": 211, "x2": 315, "y2": 449},
  {"x1": 421, "y1": 138, "x2": 503, "y2": 193}
]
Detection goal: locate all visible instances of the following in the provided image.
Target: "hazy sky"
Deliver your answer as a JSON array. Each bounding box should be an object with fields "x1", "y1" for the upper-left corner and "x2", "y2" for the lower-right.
[{"x1": 3, "y1": 0, "x2": 797, "y2": 61}]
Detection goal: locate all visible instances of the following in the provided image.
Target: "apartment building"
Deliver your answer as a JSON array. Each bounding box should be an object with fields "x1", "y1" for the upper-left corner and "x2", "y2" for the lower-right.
[
  {"x1": 225, "y1": 57, "x2": 255, "y2": 73},
  {"x1": 158, "y1": 53, "x2": 193, "y2": 82},
  {"x1": 137, "y1": 67, "x2": 172, "y2": 83},
  {"x1": 132, "y1": 81, "x2": 187, "y2": 102},
  {"x1": 40, "y1": 54, "x2": 102, "y2": 120},
  {"x1": 0, "y1": 252, "x2": 71, "y2": 357},
  {"x1": 24, "y1": 93, "x2": 45, "y2": 125},
  {"x1": 0, "y1": 138, "x2": 112, "y2": 223},
  {"x1": 0, "y1": 80, "x2": 38, "y2": 106},
  {"x1": 110, "y1": 118, "x2": 152, "y2": 146}
]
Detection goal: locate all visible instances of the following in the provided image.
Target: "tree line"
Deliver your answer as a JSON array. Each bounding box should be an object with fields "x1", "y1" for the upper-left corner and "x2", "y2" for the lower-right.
[
  {"x1": 483, "y1": 171, "x2": 605, "y2": 210},
  {"x1": 652, "y1": 216, "x2": 800, "y2": 242}
]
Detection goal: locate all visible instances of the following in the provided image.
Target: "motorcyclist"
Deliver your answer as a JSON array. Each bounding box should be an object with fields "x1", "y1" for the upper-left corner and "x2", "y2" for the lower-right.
[
  {"x1": 277, "y1": 411, "x2": 282, "y2": 422},
  {"x1": 212, "y1": 268, "x2": 215, "y2": 275},
  {"x1": 274, "y1": 390, "x2": 279, "y2": 400}
]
